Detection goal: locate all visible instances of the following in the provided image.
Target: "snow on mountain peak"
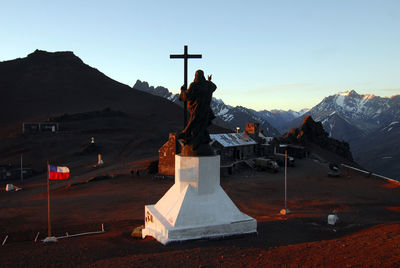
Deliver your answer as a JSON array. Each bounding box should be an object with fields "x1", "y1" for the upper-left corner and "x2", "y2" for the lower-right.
[
  {"x1": 362, "y1": 94, "x2": 375, "y2": 100},
  {"x1": 298, "y1": 108, "x2": 310, "y2": 115},
  {"x1": 338, "y1": 90, "x2": 356, "y2": 96}
]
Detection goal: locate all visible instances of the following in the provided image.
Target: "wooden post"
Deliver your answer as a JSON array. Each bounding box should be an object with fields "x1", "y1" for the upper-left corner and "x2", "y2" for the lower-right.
[
  {"x1": 47, "y1": 161, "x2": 51, "y2": 238},
  {"x1": 20, "y1": 154, "x2": 23, "y2": 182}
]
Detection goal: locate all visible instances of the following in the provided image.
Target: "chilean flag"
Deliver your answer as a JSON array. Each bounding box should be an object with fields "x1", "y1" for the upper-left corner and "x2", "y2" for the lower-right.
[{"x1": 48, "y1": 165, "x2": 70, "y2": 180}]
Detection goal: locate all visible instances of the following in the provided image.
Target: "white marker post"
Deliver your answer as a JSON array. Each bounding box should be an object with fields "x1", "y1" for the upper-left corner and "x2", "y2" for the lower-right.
[
  {"x1": 280, "y1": 150, "x2": 290, "y2": 215},
  {"x1": 47, "y1": 161, "x2": 51, "y2": 237}
]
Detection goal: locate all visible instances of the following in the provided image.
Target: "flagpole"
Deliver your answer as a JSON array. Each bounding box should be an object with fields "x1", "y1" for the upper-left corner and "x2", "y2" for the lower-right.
[
  {"x1": 280, "y1": 151, "x2": 290, "y2": 215},
  {"x1": 285, "y1": 150, "x2": 287, "y2": 211},
  {"x1": 20, "y1": 154, "x2": 23, "y2": 182},
  {"x1": 47, "y1": 161, "x2": 51, "y2": 238}
]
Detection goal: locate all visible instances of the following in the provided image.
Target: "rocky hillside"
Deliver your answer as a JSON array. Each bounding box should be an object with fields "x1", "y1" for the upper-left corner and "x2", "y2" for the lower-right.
[
  {"x1": 275, "y1": 115, "x2": 353, "y2": 161},
  {"x1": 351, "y1": 121, "x2": 400, "y2": 179}
]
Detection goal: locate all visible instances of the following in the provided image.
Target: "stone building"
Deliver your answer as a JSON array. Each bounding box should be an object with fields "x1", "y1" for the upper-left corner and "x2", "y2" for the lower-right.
[
  {"x1": 158, "y1": 133, "x2": 178, "y2": 176},
  {"x1": 22, "y1": 122, "x2": 59, "y2": 133}
]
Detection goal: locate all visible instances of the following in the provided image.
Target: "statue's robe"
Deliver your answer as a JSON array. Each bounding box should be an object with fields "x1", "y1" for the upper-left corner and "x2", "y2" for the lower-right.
[{"x1": 179, "y1": 80, "x2": 216, "y2": 151}]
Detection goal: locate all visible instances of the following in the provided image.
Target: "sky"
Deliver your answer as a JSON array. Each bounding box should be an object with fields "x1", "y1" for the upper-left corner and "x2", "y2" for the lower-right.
[{"x1": 1, "y1": 0, "x2": 399, "y2": 111}]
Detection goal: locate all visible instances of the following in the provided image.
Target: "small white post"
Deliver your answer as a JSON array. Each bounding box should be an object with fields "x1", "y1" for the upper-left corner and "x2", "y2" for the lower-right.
[
  {"x1": 2, "y1": 235, "x2": 8, "y2": 246},
  {"x1": 98, "y1": 154, "x2": 103, "y2": 166},
  {"x1": 34, "y1": 232, "x2": 40, "y2": 242},
  {"x1": 101, "y1": 223, "x2": 104, "y2": 232}
]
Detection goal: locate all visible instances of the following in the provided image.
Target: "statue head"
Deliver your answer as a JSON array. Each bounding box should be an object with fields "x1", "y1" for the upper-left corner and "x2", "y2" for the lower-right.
[{"x1": 194, "y1": 70, "x2": 206, "y2": 83}]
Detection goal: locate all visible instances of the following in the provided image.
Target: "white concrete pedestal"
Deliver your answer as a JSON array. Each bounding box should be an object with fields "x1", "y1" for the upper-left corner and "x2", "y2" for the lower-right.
[{"x1": 142, "y1": 155, "x2": 257, "y2": 245}]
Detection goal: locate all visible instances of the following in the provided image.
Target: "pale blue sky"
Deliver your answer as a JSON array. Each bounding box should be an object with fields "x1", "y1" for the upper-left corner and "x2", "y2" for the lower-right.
[{"x1": 1, "y1": 0, "x2": 399, "y2": 111}]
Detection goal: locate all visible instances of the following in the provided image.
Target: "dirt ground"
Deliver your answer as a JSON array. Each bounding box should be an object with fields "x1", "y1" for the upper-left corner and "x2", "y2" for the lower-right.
[{"x1": 0, "y1": 157, "x2": 400, "y2": 267}]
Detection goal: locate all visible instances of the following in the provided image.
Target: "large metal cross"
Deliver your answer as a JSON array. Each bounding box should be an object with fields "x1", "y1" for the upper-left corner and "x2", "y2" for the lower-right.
[{"x1": 170, "y1": 45, "x2": 202, "y2": 128}]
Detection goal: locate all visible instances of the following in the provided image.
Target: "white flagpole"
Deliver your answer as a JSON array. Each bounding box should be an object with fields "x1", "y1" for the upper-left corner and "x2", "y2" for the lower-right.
[
  {"x1": 285, "y1": 150, "x2": 287, "y2": 211},
  {"x1": 47, "y1": 161, "x2": 51, "y2": 238},
  {"x1": 280, "y1": 150, "x2": 290, "y2": 215}
]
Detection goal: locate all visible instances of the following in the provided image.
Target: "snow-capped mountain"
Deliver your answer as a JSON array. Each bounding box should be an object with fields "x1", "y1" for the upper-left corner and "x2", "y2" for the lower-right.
[
  {"x1": 258, "y1": 109, "x2": 309, "y2": 129},
  {"x1": 133, "y1": 80, "x2": 280, "y2": 136},
  {"x1": 309, "y1": 90, "x2": 400, "y2": 132},
  {"x1": 282, "y1": 90, "x2": 400, "y2": 136},
  {"x1": 280, "y1": 90, "x2": 400, "y2": 179}
]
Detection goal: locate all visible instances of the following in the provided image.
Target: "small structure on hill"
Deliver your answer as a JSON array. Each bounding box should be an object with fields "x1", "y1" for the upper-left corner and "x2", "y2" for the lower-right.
[
  {"x1": 0, "y1": 165, "x2": 33, "y2": 180},
  {"x1": 0, "y1": 165, "x2": 10, "y2": 180},
  {"x1": 23, "y1": 122, "x2": 59, "y2": 134},
  {"x1": 276, "y1": 144, "x2": 309, "y2": 159},
  {"x1": 245, "y1": 123, "x2": 275, "y2": 156}
]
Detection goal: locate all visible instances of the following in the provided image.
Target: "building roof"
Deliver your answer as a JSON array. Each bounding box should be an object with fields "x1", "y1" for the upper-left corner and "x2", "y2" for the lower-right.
[{"x1": 210, "y1": 133, "x2": 257, "y2": 148}]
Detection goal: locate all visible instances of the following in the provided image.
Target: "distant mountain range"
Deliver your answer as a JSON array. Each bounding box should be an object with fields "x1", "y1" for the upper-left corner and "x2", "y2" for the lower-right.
[
  {"x1": 1, "y1": 50, "x2": 397, "y2": 179},
  {"x1": 133, "y1": 80, "x2": 309, "y2": 136},
  {"x1": 283, "y1": 90, "x2": 400, "y2": 134},
  {"x1": 134, "y1": 81, "x2": 399, "y2": 180},
  {"x1": 292, "y1": 90, "x2": 400, "y2": 179}
]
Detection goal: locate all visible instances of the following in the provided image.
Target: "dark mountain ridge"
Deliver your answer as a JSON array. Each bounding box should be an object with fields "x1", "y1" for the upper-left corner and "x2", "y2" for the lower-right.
[
  {"x1": 0, "y1": 50, "x2": 184, "y2": 136},
  {"x1": 275, "y1": 115, "x2": 354, "y2": 161}
]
